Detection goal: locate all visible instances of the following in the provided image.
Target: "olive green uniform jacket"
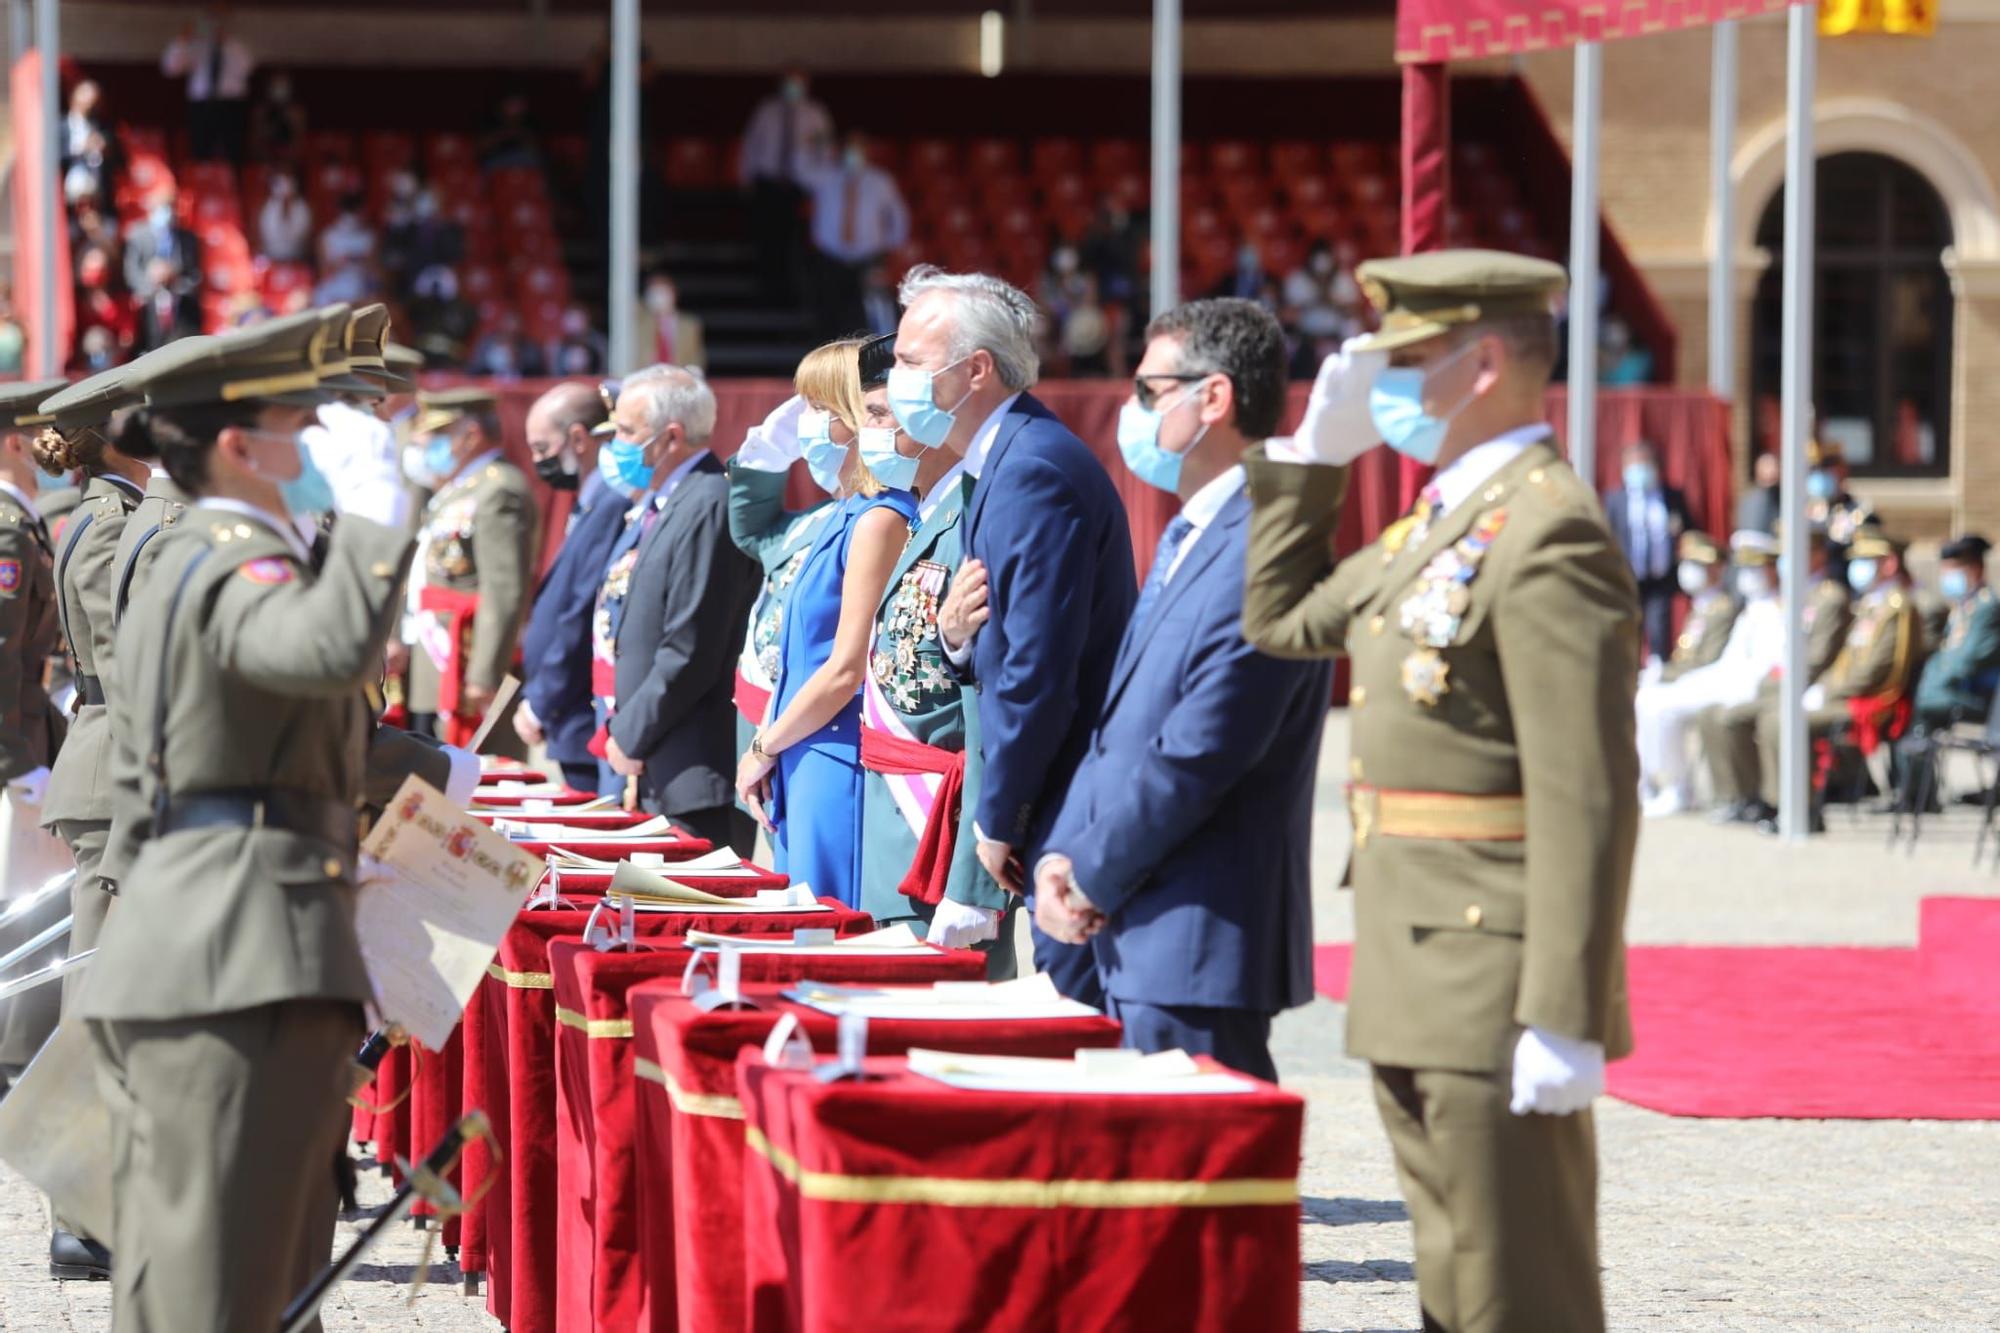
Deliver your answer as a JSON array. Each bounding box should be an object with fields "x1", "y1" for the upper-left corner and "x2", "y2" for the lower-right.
[
  {"x1": 1241, "y1": 439, "x2": 1639, "y2": 1074},
  {"x1": 409, "y1": 457, "x2": 539, "y2": 713}
]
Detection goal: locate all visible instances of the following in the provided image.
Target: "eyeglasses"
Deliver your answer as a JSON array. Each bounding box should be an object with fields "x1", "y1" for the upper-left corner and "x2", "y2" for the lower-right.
[{"x1": 1132, "y1": 372, "x2": 1213, "y2": 412}]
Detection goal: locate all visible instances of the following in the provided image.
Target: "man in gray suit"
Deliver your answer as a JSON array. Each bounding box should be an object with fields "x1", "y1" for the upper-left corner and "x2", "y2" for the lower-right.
[{"x1": 598, "y1": 366, "x2": 759, "y2": 852}]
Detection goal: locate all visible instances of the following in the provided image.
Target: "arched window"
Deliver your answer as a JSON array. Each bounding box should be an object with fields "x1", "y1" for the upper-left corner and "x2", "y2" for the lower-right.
[{"x1": 1751, "y1": 152, "x2": 1954, "y2": 477}]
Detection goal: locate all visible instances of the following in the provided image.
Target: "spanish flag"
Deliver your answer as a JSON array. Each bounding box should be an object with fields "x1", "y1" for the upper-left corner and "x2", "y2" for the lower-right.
[{"x1": 1821, "y1": 0, "x2": 1937, "y2": 36}]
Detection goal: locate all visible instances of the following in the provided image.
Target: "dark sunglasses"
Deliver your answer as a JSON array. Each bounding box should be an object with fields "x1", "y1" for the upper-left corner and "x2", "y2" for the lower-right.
[{"x1": 1132, "y1": 372, "x2": 1214, "y2": 412}]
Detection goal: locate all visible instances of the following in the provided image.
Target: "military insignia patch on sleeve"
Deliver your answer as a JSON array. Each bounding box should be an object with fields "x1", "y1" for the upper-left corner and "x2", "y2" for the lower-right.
[
  {"x1": 0, "y1": 559, "x2": 19, "y2": 595},
  {"x1": 238, "y1": 557, "x2": 296, "y2": 585}
]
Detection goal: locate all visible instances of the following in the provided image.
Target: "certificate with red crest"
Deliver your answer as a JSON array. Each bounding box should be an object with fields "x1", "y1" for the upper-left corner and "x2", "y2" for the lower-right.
[{"x1": 358, "y1": 776, "x2": 546, "y2": 1048}]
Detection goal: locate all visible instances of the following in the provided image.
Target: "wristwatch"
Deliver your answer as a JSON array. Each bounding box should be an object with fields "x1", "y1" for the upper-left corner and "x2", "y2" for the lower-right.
[{"x1": 750, "y1": 733, "x2": 771, "y2": 762}]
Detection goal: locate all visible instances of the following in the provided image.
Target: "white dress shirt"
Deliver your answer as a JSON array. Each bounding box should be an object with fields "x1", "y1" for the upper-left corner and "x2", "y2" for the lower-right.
[
  {"x1": 1428, "y1": 423, "x2": 1553, "y2": 518},
  {"x1": 160, "y1": 32, "x2": 254, "y2": 101},
  {"x1": 1164, "y1": 464, "x2": 1246, "y2": 583},
  {"x1": 738, "y1": 95, "x2": 833, "y2": 186},
  {"x1": 806, "y1": 165, "x2": 911, "y2": 264}
]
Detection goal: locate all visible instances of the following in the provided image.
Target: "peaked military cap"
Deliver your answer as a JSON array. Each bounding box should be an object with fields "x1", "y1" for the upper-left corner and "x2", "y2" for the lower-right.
[
  {"x1": 0, "y1": 378, "x2": 72, "y2": 429},
  {"x1": 1941, "y1": 534, "x2": 1993, "y2": 564},
  {"x1": 335, "y1": 303, "x2": 409, "y2": 393},
  {"x1": 133, "y1": 307, "x2": 350, "y2": 409},
  {"x1": 1848, "y1": 523, "x2": 1904, "y2": 560},
  {"x1": 591, "y1": 379, "x2": 622, "y2": 436},
  {"x1": 40, "y1": 364, "x2": 144, "y2": 432},
  {"x1": 414, "y1": 386, "x2": 497, "y2": 437},
  {"x1": 384, "y1": 341, "x2": 424, "y2": 380},
  {"x1": 1676, "y1": 530, "x2": 1723, "y2": 565},
  {"x1": 269, "y1": 304, "x2": 372, "y2": 403},
  {"x1": 1730, "y1": 529, "x2": 1778, "y2": 566},
  {"x1": 1350, "y1": 248, "x2": 1567, "y2": 353},
  {"x1": 859, "y1": 332, "x2": 896, "y2": 389}
]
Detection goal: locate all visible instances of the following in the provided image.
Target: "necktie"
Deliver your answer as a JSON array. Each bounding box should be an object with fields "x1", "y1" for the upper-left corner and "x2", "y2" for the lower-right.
[
  {"x1": 1131, "y1": 515, "x2": 1195, "y2": 632},
  {"x1": 840, "y1": 173, "x2": 860, "y2": 249},
  {"x1": 204, "y1": 37, "x2": 224, "y2": 99},
  {"x1": 778, "y1": 103, "x2": 796, "y2": 180}
]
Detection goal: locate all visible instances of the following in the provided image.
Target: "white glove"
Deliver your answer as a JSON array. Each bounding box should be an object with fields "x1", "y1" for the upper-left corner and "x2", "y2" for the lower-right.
[
  {"x1": 1270, "y1": 341, "x2": 1386, "y2": 466},
  {"x1": 315, "y1": 412, "x2": 413, "y2": 529},
  {"x1": 1509, "y1": 1026, "x2": 1606, "y2": 1116},
  {"x1": 1801, "y1": 684, "x2": 1826, "y2": 711},
  {"x1": 6, "y1": 766, "x2": 49, "y2": 806},
  {"x1": 441, "y1": 744, "x2": 482, "y2": 806},
  {"x1": 926, "y1": 897, "x2": 1002, "y2": 949},
  {"x1": 356, "y1": 853, "x2": 394, "y2": 890},
  {"x1": 734, "y1": 394, "x2": 809, "y2": 473}
]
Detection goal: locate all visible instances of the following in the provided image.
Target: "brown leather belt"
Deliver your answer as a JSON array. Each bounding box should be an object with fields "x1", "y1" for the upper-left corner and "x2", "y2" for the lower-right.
[{"x1": 1346, "y1": 784, "x2": 1526, "y2": 849}]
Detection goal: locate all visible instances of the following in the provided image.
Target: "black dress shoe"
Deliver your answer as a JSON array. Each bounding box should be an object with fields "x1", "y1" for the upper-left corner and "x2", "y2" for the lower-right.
[
  {"x1": 49, "y1": 1230, "x2": 110, "y2": 1281},
  {"x1": 1756, "y1": 809, "x2": 1825, "y2": 836},
  {"x1": 1737, "y1": 800, "x2": 1777, "y2": 826},
  {"x1": 1708, "y1": 799, "x2": 1748, "y2": 825}
]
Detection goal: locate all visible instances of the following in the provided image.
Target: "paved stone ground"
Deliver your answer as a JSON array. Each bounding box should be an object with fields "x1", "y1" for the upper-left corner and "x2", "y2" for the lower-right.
[{"x1": 2, "y1": 714, "x2": 1996, "y2": 1330}]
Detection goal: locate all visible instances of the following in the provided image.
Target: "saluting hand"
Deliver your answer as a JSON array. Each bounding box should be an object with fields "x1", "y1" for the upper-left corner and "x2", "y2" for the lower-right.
[{"x1": 938, "y1": 559, "x2": 991, "y2": 652}]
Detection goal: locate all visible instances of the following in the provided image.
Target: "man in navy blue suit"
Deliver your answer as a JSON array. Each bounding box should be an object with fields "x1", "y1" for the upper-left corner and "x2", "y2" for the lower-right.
[
  {"x1": 890, "y1": 265, "x2": 1136, "y2": 1001},
  {"x1": 513, "y1": 381, "x2": 625, "y2": 792},
  {"x1": 1033, "y1": 298, "x2": 1333, "y2": 1081}
]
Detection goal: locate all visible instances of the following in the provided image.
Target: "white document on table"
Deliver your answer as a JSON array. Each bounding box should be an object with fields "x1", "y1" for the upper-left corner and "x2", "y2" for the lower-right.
[
  {"x1": 785, "y1": 974, "x2": 1103, "y2": 1021},
  {"x1": 904, "y1": 1047, "x2": 1255, "y2": 1095},
  {"x1": 357, "y1": 777, "x2": 547, "y2": 1048},
  {"x1": 686, "y1": 922, "x2": 930, "y2": 954}
]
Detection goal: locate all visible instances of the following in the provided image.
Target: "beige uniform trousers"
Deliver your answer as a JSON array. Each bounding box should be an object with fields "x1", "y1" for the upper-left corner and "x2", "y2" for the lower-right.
[
  {"x1": 91, "y1": 1000, "x2": 360, "y2": 1333},
  {"x1": 1372, "y1": 1064, "x2": 1605, "y2": 1333}
]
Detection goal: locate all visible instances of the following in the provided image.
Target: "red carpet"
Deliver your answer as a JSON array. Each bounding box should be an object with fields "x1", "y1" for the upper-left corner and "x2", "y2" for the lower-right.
[{"x1": 1311, "y1": 897, "x2": 2000, "y2": 1120}]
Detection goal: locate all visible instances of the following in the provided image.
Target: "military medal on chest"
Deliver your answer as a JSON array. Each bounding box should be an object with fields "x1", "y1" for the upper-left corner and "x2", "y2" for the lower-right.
[
  {"x1": 1394, "y1": 507, "x2": 1507, "y2": 708},
  {"x1": 873, "y1": 559, "x2": 955, "y2": 710}
]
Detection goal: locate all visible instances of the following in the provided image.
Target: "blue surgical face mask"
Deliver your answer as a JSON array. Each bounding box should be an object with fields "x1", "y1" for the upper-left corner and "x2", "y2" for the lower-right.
[
  {"x1": 1847, "y1": 558, "x2": 1879, "y2": 594},
  {"x1": 1624, "y1": 461, "x2": 1658, "y2": 493},
  {"x1": 421, "y1": 435, "x2": 456, "y2": 486},
  {"x1": 798, "y1": 409, "x2": 849, "y2": 494},
  {"x1": 1807, "y1": 469, "x2": 1837, "y2": 501},
  {"x1": 1941, "y1": 568, "x2": 1971, "y2": 602},
  {"x1": 1115, "y1": 386, "x2": 1206, "y2": 495},
  {"x1": 886, "y1": 358, "x2": 971, "y2": 449},
  {"x1": 256, "y1": 429, "x2": 335, "y2": 518},
  {"x1": 1368, "y1": 342, "x2": 1479, "y2": 466},
  {"x1": 602, "y1": 428, "x2": 659, "y2": 499},
  {"x1": 859, "y1": 425, "x2": 919, "y2": 491}
]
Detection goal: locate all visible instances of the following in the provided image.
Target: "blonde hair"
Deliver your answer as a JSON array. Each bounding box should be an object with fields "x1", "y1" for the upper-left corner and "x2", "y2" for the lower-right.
[{"x1": 793, "y1": 338, "x2": 883, "y2": 497}]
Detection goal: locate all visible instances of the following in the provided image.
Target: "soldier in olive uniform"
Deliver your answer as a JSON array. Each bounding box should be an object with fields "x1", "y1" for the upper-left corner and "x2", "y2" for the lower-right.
[
  {"x1": 1698, "y1": 528, "x2": 1853, "y2": 824},
  {"x1": 78, "y1": 312, "x2": 427, "y2": 1332},
  {"x1": 1750, "y1": 526, "x2": 1921, "y2": 834},
  {"x1": 402, "y1": 388, "x2": 537, "y2": 752},
  {"x1": 1241, "y1": 251, "x2": 1636, "y2": 1333},
  {"x1": 1912, "y1": 535, "x2": 2000, "y2": 729},
  {"x1": 1657, "y1": 530, "x2": 1738, "y2": 684},
  {"x1": 0, "y1": 380, "x2": 71, "y2": 1087}
]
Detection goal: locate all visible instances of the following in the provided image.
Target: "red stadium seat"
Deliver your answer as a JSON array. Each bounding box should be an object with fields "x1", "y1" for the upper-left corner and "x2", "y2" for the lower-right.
[
  {"x1": 1243, "y1": 204, "x2": 1291, "y2": 243},
  {"x1": 508, "y1": 230, "x2": 563, "y2": 266},
  {"x1": 204, "y1": 253, "x2": 252, "y2": 295},
  {"x1": 1217, "y1": 176, "x2": 1273, "y2": 222},
  {"x1": 1184, "y1": 205, "x2": 1225, "y2": 241},
  {"x1": 904, "y1": 139, "x2": 955, "y2": 176},
  {"x1": 1270, "y1": 141, "x2": 1325, "y2": 179},
  {"x1": 966, "y1": 138, "x2": 1019, "y2": 176},
  {"x1": 259, "y1": 261, "x2": 314, "y2": 303},
  {"x1": 515, "y1": 262, "x2": 571, "y2": 304},
  {"x1": 489, "y1": 166, "x2": 549, "y2": 204},
  {"x1": 119, "y1": 125, "x2": 168, "y2": 157},
  {"x1": 934, "y1": 202, "x2": 980, "y2": 237},
  {"x1": 973, "y1": 174, "x2": 1030, "y2": 213},
  {"x1": 941, "y1": 235, "x2": 994, "y2": 273},
  {"x1": 882, "y1": 244, "x2": 925, "y2": 284},
  {"x1": 310, "y1": 161, "x2": 362, "y2": 201},
  {"x1": 362, "y1": 132, "x2": 415, "y2": 173},
  {"x1": 474, "y1": 296, "x2": 511, "y2": 332},
  {"x1": 502, "y1": 196, "x2": 554, "y2": 234},
  {"x1": 522, "y1": 298, "x2": 567, "y2": 342},
  {"x1": 1295, "y1": 203, "x2": 1346, "y2": 244},
  {"x1": 1258, "y1": 235, "x2": 1302, "y2": 277},
  {"x1": 1090, "y1": 139, "x2": 1144, "y2": 180},
  {"x1": 664, "y1": 137, "x2": 723, "y2": 189},
  {"x1": 1030, "y1": 138, "x2": 1083, "y2": 177},
  {"x1": 192, "y1": 193, "x2": 241, "y2": 227},
  {"x1": 460, "y1": 264, "x2": 502, "y2": 301},
  {"x1": 1330, "y1": 141, "x2": 1386, "y2": 177},
  {"x1": 1287, "y1": 175, "x2": 1333, "y2": 210},
  {"x1": 425, "y1": 132, "x2": 475, "y2": 173},
  {"x1": 1207, "y1": 140, "x2": 1262, "y2": 177},
  {"x1": 184, "y1": 162, "x2": 236, "y2": 200},
  {"x1": 1105, "y1": 172, "x2": 1148, "y2": 214},
  {"x1": 122, "y1": 153, "x2": 175, "y2": 205},
  {"x1": 306, "y1": 130, "x2": 356, "y2": 163},
  {"x1": 199, "y1": 219, "x2": 250, "y2": 262},
  {"x1": 1042, "y1": 172, "x2": 1091, "y2": 211}
]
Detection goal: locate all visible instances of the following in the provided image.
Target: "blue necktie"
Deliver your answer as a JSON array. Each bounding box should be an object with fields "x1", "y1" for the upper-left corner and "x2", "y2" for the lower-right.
[{"x1": 1131, "y1": 515, "x2": 1194, "y2": 632}]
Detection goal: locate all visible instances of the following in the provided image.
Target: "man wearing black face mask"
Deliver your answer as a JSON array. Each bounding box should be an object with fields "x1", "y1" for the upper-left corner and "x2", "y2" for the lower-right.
[{"x1": 515, "y1": 381, "x2": 622, "y2": 789}]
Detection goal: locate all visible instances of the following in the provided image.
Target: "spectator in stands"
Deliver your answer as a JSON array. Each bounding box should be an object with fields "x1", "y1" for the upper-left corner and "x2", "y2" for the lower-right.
[
  {"x1": 122, "y1": 188, "x2": 200, "y2": 306},
  {"x1": 226, "y1": 290, "x2": 273, "y2": 327},
  {"x1": 478, "y1": 94, "x2": 540, "y2": 172},
  {"x1": 548, "y1": 306, "x2": 609, "y2": 376},
  {"x1": 408, "y1": 265, "x2": 477, "y2": 369},
  {"x1": 69, "y1": 200, "x2": 120, "y2": 269},
  {"x1": 63, "y1": 80, "x2": 107, "y2": 165},
  {"x1": 383, "y1": 189, "x2": 462, "y2": 296},
  {"x1": 467, "y1": 309, "x2": 548, "y2": 380},
  {"x1": 135, "y1": 256, "x2": 202, "y2": 351},
  {"x1": 740, "y1": 68, "x2": 834, "y2": 303},
  {"x1": 0, "y1": 285, "x2": 23, "y2": 375},
  {"x1": 248, "y1": 70, "x2": 306, "y2": 165},
  {"x1": 1736, "y1": 451, "x2": 1782, "y2": 534},
  {"x1": 161, "y1": 6, "x2": 255, "y2": 166},
  {"x1": 1605, "y1": 440, "x2": 1692, "y2": 662},
  {"x1": 61, "y1": 81, "x2": 117, "y2": 212},
  {"x1": 1600, "y1": 316, "x2": 1653, "y2": 385},
  {"x1": 1281, "y1": 239, "x2": 1364, "y2": 378},
  {"x1": 314, "y1": 192, "x2": 379, "y2": 305},
  {"x1": 1212, "y1": 240, "x2": 1275, "y2": 309},
  {"x1": 804, "y1": 133, "x2": 909, "y2": 343},
  {"x1": 73, "y1": 247, "x2": 135, "y2": 365},
  {"x1": 74, "y1": 327, "x2": 118, "y2": 374},
  {"x1": 634, "y1": 272, "x2": 706, "y2": 369},
  {"x1": 255, "y1": 169, "x2": 313, "y2": 264},
  {"x1": 1079, "y1": 194, "x2": 1143, "y2": 366},
  {"x1": 1039, "y1": 247, "x2": 1111, "y2": 377}
]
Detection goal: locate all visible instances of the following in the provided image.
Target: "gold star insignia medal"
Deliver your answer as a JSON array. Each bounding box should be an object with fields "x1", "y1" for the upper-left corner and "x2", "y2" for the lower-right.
[{"x1": 1401, "y1": 647, "x2": 1451, "y2": 707}]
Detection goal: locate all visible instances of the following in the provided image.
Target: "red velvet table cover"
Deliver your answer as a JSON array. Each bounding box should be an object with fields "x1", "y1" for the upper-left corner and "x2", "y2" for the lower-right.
[
  {"x1": 553, "y1": 943, "x2": 990, "y2": 1333},
  {"x1": 477, "y1": 765, "x2": 548, "y2": 785},
  {"x1": 468, "y1": 787, "x2": 599, "y2": 807},
  {"x1": 476, "y1": 903, "x2": 873, "y2": 1333},
  {"x1": 738, "y1": 1054, "x2": 1305, "y2": 1333},
  {"x1": 633, "y1": 986, "x2": 1122, "y2": 1333}
]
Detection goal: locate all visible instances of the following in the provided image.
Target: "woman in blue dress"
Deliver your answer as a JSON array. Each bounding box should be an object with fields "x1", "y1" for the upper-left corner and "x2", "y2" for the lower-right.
[{"x1": 736, "y1": 336, "x2": 915, "y2": 907}]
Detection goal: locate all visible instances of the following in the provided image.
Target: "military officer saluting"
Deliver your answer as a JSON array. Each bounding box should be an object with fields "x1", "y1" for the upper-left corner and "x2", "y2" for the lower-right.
[
  {"x1": 78, "y1": 310, "x2": 424, "y2": 1332},
  {"x1": 402, "y1": 387, "x2": 538, "y2": 748},
  {"x1": 1241, "y1": 250, "x2": 1638, "y2": 1333},
  {"x1": 1655, "y1": 530, "x2": 1738, "y2": 684}
]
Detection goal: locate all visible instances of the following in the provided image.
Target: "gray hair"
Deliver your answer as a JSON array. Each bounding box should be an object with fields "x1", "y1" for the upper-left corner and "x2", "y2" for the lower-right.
[
  {"x1": 896, "y1": 264, "x2": 1042, "y2": 391},
  {"x1": 621, "y1": 363, "x2": 717, "y2": 443}
]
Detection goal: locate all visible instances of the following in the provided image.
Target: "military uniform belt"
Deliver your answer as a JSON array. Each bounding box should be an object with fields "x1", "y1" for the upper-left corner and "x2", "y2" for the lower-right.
[
  {"x1": 77, "y1": 674, "x2": 105, "y2": 707},
  {"x1": 1346, "y1": 784, "x2": 1526, "y2": 845},
  {"x1": 158, "y1": 788, "x2": 356, "y2": 849}
]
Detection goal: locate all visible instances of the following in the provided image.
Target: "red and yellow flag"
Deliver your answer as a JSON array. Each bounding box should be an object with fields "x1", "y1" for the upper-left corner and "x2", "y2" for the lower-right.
[{"x1": 1821, "y1": 0, "x2": 1937, "y2": 35}]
